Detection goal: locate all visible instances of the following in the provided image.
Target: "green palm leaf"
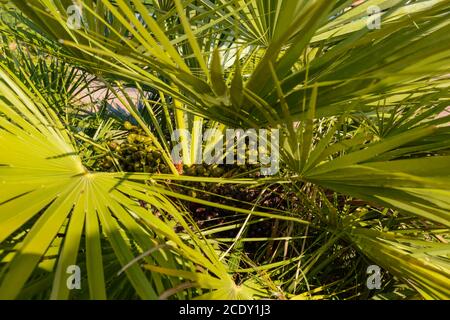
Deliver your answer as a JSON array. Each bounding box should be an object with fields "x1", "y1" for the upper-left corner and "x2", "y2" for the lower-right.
[
  {"x1": 0, "y1": 65, "x2": 237, "y2": 299},
  {"x1": 349, "y1": 227, "x2": 450, "y2": 300}
]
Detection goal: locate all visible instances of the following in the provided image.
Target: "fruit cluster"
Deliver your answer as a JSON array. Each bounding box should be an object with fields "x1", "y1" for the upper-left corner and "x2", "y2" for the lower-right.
[
  {"x1": 96, "y1": 122, "x2": 297, "y2": 253},
  {"x1": 98, "y1": 121, "x2": 265, "y2": 178},
  {"x1": 99, "y1": 121, "x2": 170, "y2": 173}
]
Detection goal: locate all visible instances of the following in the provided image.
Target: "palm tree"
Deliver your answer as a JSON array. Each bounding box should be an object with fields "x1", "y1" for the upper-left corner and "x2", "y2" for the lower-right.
[{"x1": 0, "y1": 0, "x2": 449, "y2": 300}]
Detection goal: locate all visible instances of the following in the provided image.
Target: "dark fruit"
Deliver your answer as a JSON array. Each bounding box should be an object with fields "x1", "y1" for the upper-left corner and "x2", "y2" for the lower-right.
[
  {"x1": 185, "y1": 167, "x2": 196, "y2": 175},
  {"x1": 108, "y1": 141, "x2": 118, "y2": 150},
  {"x1": 196, "y1": 165, "x2": 206, "y2": 175},
  {"x1": 212, "y1": 167, "x2": 224, "y2": 177},
  {"x1": 151, "y1": 150, "x2": 161, "y2": 158}
]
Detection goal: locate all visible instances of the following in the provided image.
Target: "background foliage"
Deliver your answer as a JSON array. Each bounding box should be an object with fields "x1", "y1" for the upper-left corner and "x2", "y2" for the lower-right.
[{"x1": 0, "y1": 0, "x2": 449, "y2": 300}]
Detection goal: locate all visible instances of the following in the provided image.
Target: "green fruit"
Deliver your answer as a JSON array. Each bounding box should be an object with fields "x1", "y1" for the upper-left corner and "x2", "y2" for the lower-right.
[
  {"x1": 127, "y1": 133, "x2": 137, "y2": 143},
  {"x1": 142, "y1": 136, "x2": 153, "y2": 144},
  {"x1": 124, "y1": 121, "x2": 134, "y2": 130},
  {"x1": 188, "y1": 190, "x2": 197, "y2": 198},
  {"x1": 145, "y1": 145, "x2": 153, "y2": 152},
  {"x1": 135, "y1": 135, "x2": 146, "y2": 143}
]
